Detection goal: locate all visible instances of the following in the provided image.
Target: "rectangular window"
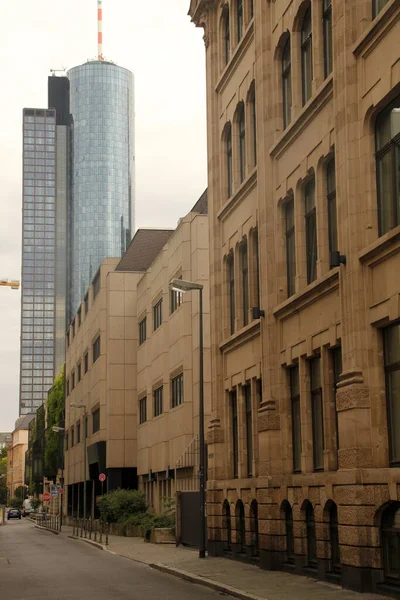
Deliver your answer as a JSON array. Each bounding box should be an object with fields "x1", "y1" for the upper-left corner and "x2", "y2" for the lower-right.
[
  {"x1": 84, "y1": 352, "x2": 89, "y2": 373},
  {"x1": 323, "y1": 0, "x2": 333, "y2": 77},
  {"x1": 65, "y1": 433, "x2": 68, "y2": 451},
  {"x1": 139, "y1": 317, "x2": 147, "y2": 345},
  {"x1": 153, "y1": 386, "x2": 163, "y2": 417},
  {"x1": 331, "y1": 346, "x2": 342, "y2": 454},
  {"x1": 139, "y1": 397, "x2": 147, "y2": 424},
  {"x1": 153, "y1": 299, "x2": 162, "y2": 331},
  {"x1": 285, "y1": 199, "x2": 296, "y2": 297},
  {"x1": 77, "y1": 363, "x2": 81, "y2": 383},
  {"x1": 230, "y1": 390, "x2": 239, "y2": 478},
  {"x1": 71, "y1": 427, "x2": 74, "y2": 447},
  {"x1": 240, "y1": 240, "x2": 249, "y2": 326},
  {"x1": 310, "y1": 356, "x2": 324, "y2": 471},
  {"x1": 170, "y1": 287, "x2": 183, "y2": 314},
  {"x1": 327, "y1": 158, "x2": 338, "y2": 257},
  {"x1": 244, "y1": 384, "x2": 253, "y2": 477},
  {"x1": 171, "y1": 373, "x2": 184, "y2": 408},
  {"x1": 92, "y1": 408, "x2": 100, "y2": 434},
  {"x1": 77, "y1": 422, "x2": 81, "y2": 444},
  {"x1": 84, "y1": 293, "x2": 89, "y2": 314},
  {"x1": 384, "y1": 324, "x2": 400, "y2": 465},
  {"x1": 93, "y1": 335, "x2": 100, "y2": 363},
  {"x1": 290, "y1": 366, "x2": 302, "y2": 473},
  {"x1": 77, "y1": 307, "x2": 82, "y2": 328},
  {"x1": 71, "y1": 372, "x2": 75, "y2": 390},
  {"x1": 305, "y1": 178, "x2": 317, "y2": 284},
  {"x1": 227, "y1": 252, "x2": 235, "y2": 335},
  {"x1": 92, "y1": 271, "x2": 100, "y2": 299}
]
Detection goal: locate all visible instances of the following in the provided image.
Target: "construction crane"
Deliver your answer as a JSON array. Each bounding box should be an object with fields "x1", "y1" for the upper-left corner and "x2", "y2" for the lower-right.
[{"x1": 0, "y1": 278, "x2": 20, "y2": 290}]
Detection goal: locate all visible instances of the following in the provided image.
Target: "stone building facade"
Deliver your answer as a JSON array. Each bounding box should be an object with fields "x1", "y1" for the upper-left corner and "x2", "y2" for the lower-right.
[{"x1": 189, "y1": 0, "x2": 400, "y2": 594}]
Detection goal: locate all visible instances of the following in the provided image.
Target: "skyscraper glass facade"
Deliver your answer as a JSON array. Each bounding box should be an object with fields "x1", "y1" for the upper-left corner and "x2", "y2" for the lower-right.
[
  {"x1": 20, "y1": 108, "x2": 57, "y2": 415},
  {"x1": 68, "y1": 61, "x2": 135, "y2": 315}
]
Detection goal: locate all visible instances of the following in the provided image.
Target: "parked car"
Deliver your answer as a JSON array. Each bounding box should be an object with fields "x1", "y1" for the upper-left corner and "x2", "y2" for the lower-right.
[
  {"x1": 7, "y1": 508, "x2": 21, "y2": 520},
  {"x1": 22, "y1": 499, "x2": 32, "y2": 517}
]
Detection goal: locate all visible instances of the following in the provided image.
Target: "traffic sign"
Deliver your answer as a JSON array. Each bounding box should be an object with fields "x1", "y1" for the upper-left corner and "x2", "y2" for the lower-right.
[
  {"x1": 42, "y1": 492, "x2": 51, "y2": 502},
  {"x1": 59, "y1": 488, "x2": 64, "y2": 495},
  {"x1": 99, "y1": 473, "x2": 106, "y2": 482},
  {"x1": 51, "y1": 490, "x2": 58, "y2": 497}
]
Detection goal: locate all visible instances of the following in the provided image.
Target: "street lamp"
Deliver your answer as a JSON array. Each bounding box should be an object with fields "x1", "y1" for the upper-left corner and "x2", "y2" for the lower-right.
[
  {"x1": 169, "y1": 277, "x2": 206, "y2": 559},
  {"x1": 52, "y1": 426, "x2": 65, "y2": 528},
  {"x1": 71, "y1": 403, "x2": 87, "y2": 521}
]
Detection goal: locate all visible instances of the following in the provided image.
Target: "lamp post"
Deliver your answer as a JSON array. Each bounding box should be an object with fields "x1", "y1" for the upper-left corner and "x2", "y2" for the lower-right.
[
  {"x1": 71, "y1": 404, "x2": 87, "y2": 521},
  {"x1": 169, "y1": 278, "x2": 206, "y2": 559},
  {"x1": 52, "y1": 426, "x2": 65, "y2": 528}
]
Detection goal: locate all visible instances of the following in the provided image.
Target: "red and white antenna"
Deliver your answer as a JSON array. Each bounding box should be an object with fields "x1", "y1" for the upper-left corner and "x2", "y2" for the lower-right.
[{"x1": 97, "y1": 0, "x2": 103, "y2": 60}]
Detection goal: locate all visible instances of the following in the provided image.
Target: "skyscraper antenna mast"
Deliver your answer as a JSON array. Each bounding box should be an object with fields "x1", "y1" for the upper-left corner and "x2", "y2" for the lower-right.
[{"x1": 98, "y1": 0, "x2": 103, "y2": 60}]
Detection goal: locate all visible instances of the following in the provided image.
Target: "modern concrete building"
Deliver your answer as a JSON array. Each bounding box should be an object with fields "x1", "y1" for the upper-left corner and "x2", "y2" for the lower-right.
[
  {"x1": 68, "y1": 61, "x2": 135, "y2": 317},
  {"x1": 136, "y1": 192, "x2": 211, "y2": 513},
  {"x1": 189, "y1": 0, "x2": 400, "y2": 594}
]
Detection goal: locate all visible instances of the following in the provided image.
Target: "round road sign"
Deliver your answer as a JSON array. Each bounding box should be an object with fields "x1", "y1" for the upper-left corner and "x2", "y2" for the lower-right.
[
  {"x1": 99, "y1": 473, "x2": 106, "y2": 483},
  {"x1": 59, "y1": 488, "x2": 64, "y2": 495},
  {"x1": 42, "y1": 492, "x2": 51, "y2": 502}
]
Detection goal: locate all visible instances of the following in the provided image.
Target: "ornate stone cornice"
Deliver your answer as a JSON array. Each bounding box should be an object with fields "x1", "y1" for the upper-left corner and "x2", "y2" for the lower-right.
[{"x1": 188, "y1": 0, "x2": 214, "y2": 27}]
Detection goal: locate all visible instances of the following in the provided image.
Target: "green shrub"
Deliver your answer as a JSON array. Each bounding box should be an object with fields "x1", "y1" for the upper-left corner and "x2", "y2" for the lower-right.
[
  {"x1": 10, "y1": 497, "x2": 23, "y2": 509},
  {"x1": 30, "y1": 498, "x2": 41, "y2": 512},
  {"x1": 119, "y1": 510, "x2": 176, "y2": 537},
  {"x1": 97, "y1": 489, "x2": 147, "y2": 523}
]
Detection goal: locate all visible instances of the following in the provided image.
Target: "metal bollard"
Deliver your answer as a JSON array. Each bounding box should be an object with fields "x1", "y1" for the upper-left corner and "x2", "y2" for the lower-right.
[{"x1": 89, "y1": 519, "x2": 92, "y2": 540}]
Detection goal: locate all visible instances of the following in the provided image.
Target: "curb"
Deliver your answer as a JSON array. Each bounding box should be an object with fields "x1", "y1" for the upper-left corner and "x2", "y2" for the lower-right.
[
  {"x1": 34, "y1": 524, "x2": 60, "y2": 536},
  {"x1": 151, "y1": 563, "x2": 267, "y2": 600},
  {"x1": 67, "y1": 535, "x2": 105, "y2": 551}
]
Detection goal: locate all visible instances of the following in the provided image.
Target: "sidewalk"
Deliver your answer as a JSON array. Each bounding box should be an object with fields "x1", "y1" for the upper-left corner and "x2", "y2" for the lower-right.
[{"x1": 53, "y1": 523, "x2": 388, "y2": 600}]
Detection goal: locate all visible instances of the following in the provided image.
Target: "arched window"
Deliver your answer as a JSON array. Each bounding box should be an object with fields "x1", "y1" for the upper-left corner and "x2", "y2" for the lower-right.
[
  {"x1": 375, "y1": 98, "x2": 400, "y2": 236},
  {"x1": 238, "y1": 103, "x2": 246, "y2": 183},
  {"x1": 222, "y1": 500, "x2": 232, "y2": 552},
  {"x1": 236, "y1": 500, "x2": 246, "y2": 553},
  {"x1": 306, "y1": 502, "x2": 317, "y2": 567},
  {"x1": 323, "y1": 0, "x2": 333, "y2": 77},
  {"x1": 237, "y1": 0, "x2": 244, "y2": 43},
  {"x1": 248, "y1": 84, "x2": 257, "y2": 167},
  {"x1": 301, "y1": 6, "x2": 313, "y2": 105},
  {"x1": 329, "y1": 503, "x2": 340, "y2": 573},
  {"x1": 240, "y1": 238, "x2": 249, "y2": 326},
  {"x1": 305, "y1": 176, "x2": 317, "y2": 284},
  {"x1": 223, "y1": 6, "x2": 231, "y2": 65},
  {"x1": 250, "y1": 500, "x2": 259, "y2": 557},
  {"x1": 283, "y1": 501, "x2": 295, "y2": 564},
  {"x1": 226, "y1": 123, "x2": 233, "y2": 198},
  {"x1": 227, "y1": 251, "x2": 235, "y2": 335},
  {"x1": 282, "y1": 37, "x2": 292, "y2": 129},
  {"x1": 382, "y1": 503, "x2": 400, "y2": 582},
  {"x1": 327, "y1": 157, "x2": 337, "y2": 256}
]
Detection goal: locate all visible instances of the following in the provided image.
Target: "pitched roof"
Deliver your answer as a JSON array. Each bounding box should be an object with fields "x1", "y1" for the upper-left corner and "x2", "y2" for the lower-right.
[
  {"x1": 116, "y1": 229, "x2": 174, "y2": 273},
  {"x1": 190, "y1": 189, "x2": 208, "y2": 214}
]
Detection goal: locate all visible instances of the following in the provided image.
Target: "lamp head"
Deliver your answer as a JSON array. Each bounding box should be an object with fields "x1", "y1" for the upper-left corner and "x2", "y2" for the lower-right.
[{"x1": 169, "y1": 278, "x2": 203, "y2": 292}]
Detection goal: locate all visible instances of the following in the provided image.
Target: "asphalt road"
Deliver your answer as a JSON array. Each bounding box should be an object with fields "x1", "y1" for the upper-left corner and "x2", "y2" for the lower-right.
[{"x1": 0, "y1": 518, "x2": 230, "y2": 600}]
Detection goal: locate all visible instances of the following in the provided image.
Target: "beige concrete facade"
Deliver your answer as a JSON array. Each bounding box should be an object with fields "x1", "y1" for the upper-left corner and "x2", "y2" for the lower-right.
[
  {"x1": 7, "y1": 428, "x2": 28, "y2": 499},
  {"x1": 64, "y1": 258, "x2": 140, "y2": 517},
  {"x1": 136, "y1": 209, "x2": 211, "y2": 513},
  {"x1": 189, "y1": 0, "x2": 400, "y2": 594}
]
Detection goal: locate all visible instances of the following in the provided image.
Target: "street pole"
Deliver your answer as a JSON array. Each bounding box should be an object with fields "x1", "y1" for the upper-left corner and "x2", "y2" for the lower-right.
[
  {"x1": 199, "y1": 287, "x2": 206, "y2": 559},
  {"x1": 83, "y1": 408, "x2": 87, "y2": 522}
]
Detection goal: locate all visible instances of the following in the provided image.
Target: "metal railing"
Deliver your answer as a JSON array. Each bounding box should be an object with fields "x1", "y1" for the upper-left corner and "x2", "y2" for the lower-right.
[
  {"x1": 37, "y1": 513, "x2": 61, "y2": 532},
  {"x1": 72, "y1": 518, "x2": 109, "y2": 545}
]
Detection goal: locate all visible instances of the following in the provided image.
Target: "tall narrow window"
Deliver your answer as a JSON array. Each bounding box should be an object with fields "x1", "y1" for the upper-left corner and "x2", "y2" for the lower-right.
[
  {"x1": 171, "y1": 285, "x2": 183, "y2": 314},
  {"x1": 239, "y1": 104, "x2": 246, "y2": 183},
  {"x1": 224, "y1": 7, "x2": 230, "y2": 65},
  {"x1": 93, "y1": 335, "x2": 100, "y2": 363},
  {"x1": 92, "y1": 408, "x2": 100, "y2": 433},
  {"x1": 382, "y1": 502, "x2": 400, "y2": 582},
  {"x1": 244, "y1": 384, "x2": 253, "y2": 476},
  {"x1": 305, "y1": 177, "x2": 317, "y2": 284},
  {"x1": 139, "y1": 317, "x2": 147, "y2": 345},
  {"x1": 251, "y1": 90, "x2": 257, "y2": 166},
  {"x1": 290, "y1": 366, "x2": 302, "y2": 473},
  {"x1": 329, "y1": 503, "x2": 341, "y2": 573},
  {"x1": 237, "y1": 0, "x2": 243, "y2": 43},
  {"x1": 332, "y1": 346, "x2": 342, "y2": 453},
  {"x1": 301, "y1": 6, "x2": 313, "y2": 105},
  {"x1": 310, "y1": 356, "x2": 324, "y2": 471},
  {"x1": 139, "y1": 397, "x2": 147, "y2": 424},
  {"x1": 327, "y1": 159, "x2": 338, "y2": 257},
  {"x1": 153, "y1": 299, "x2": 162, "y2": 330},
  {"x1": 84, "y1": 351, "x2": 89, "y2": 373},
  {"x1": 283, "y1": 501, "x2": 295, "y2": 564},
  {"x1": 171, "y1": 373, "x2": 184, "y2": 408},
  {"x1": 306, "y1": 503, "x2": 317, "y2": 567},
  {"x1": 282, "y1": 37, "x2": 292, "y2": 129},
  {"x1": 384, "y1": 323, "x2": 400, "y2": 465},
  {"x1": 373, "y1": 0, "x2": 389, "y2": 18},
  {"x1": 375, "y1": 99, "x2": 400, "y2": 235},
  {"x1": 285, "y1": 199, "x2": 296, "y2": 297},
  {"x1": 230, "y1": 390, "x2": 239, "y2": 478},
  {"x1": 323, "y1": 0, "x2": 333, "y2": 77},
  {"x1": 227, "y1": 252, "x2": 235, "y2": 335},
  {"x1": 226, "y1": 123, "x2": 233, "y2": 198},
  {"x1": 253, "y1": 228, "x2": 260, "y2": 309},
  {"x1": 250, "y1": 0, "x2": 254, "y2": 19},
  {"x1": 153, "y1": 386, "x2": 163, "y2": 417},
  {"x1": 240, "y1": 239, "x2": 249, "y2": 326}
]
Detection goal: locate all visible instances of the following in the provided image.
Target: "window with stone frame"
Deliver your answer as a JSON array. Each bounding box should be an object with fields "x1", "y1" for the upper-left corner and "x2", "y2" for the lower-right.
[
  {"x1": 222, "y1": 4, "x2": 230, "y2": 66},
  {"x1": 285, "y1": 198, "x2": 296, "y2": 297},
  {"x1": 153, "y1": 386, "x2": 163, "y2": 417},
  {"x1": 327, "y1": 157, "x2": 338, "y2": 258},
  {"x1": 240, "y1": 238, "x2": 249, "y2": 327},
  {"x1": 92, "y1": 408, "x2": 100, "y2": 433},
  {"x1": 139, "y1": 316, "x2": 147, "y2": 344},
  {"x1": 375, "y1": 98, "x2": 400, "y2": 236},
  {"x1": 310, "y1": 355, "x2": 324, "y2": 471},
  {"x1": 244, "y1": 383, "x2": 253, "y2": 476},
  {"x1": 238, "y1": 102, "x2": 246, "y2": 183},
  {"x1": 282, "y1": 36, "x2": 292, "y2": 129},
  {"x1": 323, "y1": 0, "x2": 333, "y2": 77},
  {"x1": 230, "y1": 390, "x2": 239, "y2": 478},
  {"x1": 153, "y1": 299, "x2": 162, "y2": 331},
  {"x1": 139, "y1": 397, "x2": 147, "y2": 424},
  {"x1": 383, "y1": 322, "x2": 400, "y2": 466},
  {"x1": 237, "y1": 0, "x2": 243, "y2": 43},
  {"x1": 290, "y1": 365, "x2": 302, "y2": 473},
  {"x1": 301, "y1": 5, "x2": 313, "y2": 106},
  {"x1": 226, "y1": 123, "x2": 233, "y2": 198},
  {"x1": 227, "y1": 251, "x2": 235, "y2": 335},
  {"x1": 305, "y1": 176, "x2": 317, "y2": 284}
]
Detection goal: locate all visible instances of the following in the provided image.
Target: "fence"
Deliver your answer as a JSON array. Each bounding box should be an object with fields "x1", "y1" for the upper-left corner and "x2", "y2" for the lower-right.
[
  {"x1": 37, "y1": 513, "x2": 61, "y2": 532},
  {"x1": 72, "y1": 518, "x2": 109, "y2": 545}
]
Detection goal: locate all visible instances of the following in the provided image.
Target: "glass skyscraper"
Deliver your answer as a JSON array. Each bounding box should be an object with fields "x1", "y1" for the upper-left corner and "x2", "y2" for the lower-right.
[
  {"x1": 68, "y1": 61, "x2": 135, "y2": 315},
  {"x1": 20, "y1": 108, "x2": 57, "y2": 415}
]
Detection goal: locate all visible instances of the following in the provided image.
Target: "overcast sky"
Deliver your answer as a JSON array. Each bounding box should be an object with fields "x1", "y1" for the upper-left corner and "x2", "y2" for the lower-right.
[{"x1": 0, "y1": 0, "x2": 207, "y2": 431}]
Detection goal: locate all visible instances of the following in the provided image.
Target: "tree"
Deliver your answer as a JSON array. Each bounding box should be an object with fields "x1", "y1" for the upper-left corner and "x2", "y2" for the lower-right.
[
  {"x1": 44, "y1": 366, "x2": 65, "y2": 476},
  {"x1": 14, "y1": 485, "x2": 28, "y2": 501},
  {"x1": 0, "y1": 446, "x2": 7, "y2": 459}
]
